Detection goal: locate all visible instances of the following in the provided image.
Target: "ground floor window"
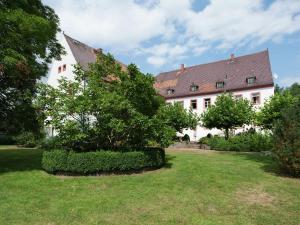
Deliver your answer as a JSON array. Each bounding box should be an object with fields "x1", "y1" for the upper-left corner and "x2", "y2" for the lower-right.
[
  {"x1": 251, "y1": 92, "x2": 260, "y2": 105},
  {"x1": 190, "y1": 99, "x2": 197, "y2": 109}
]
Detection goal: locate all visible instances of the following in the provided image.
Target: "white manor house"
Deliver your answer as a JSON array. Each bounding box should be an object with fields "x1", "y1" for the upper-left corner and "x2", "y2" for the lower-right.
[{"x1": 46, "y1": 34, "x2": 274, "y2": 141}]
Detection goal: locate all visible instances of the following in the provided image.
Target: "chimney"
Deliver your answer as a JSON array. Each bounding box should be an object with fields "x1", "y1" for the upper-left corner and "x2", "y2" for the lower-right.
[{"x1": 180, "y1": 64, "x2": 185, "y2": 72}]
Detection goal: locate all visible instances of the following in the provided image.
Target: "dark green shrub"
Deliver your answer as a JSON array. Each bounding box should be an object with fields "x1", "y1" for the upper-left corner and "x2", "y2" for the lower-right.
[
  {"x1": 182, "y1": 134, "x2": 190, "y2": 142},
  {"x1": 273, "y1": 99, "x2": 300, "y2": 177},
  {"x1": 0, "y1": 134, "x2": 15, "y2": 145},
  {"x1": 40, "y1": 137, "x2": 62, "y2": 150},
  {"x1": 42, "y1": 148, "x2": 165, "y2": 174},
  {"x1": 203, "y1": 132, "x2": 272, "y2": 152},
  {"x1": 15, "y1": 132, "x2": 37, "y2": 147}
]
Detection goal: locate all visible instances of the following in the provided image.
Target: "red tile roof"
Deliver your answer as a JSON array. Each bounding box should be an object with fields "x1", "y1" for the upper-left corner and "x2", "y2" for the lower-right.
[
  {"x1": 64, "y1": 34, "x2": 127, "y2": 71},
  {"x1": 155, "y1": 50, "x2": 274, "y2": 99}
]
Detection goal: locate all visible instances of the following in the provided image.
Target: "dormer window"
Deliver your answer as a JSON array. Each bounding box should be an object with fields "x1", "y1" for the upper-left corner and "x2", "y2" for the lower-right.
[
  {"x1": 190, "y1": 83, "x2": 199, "y2": 92},
  {"x1": 166, "y1": 88, "x2": 175, "y2": 95},
  {"x1": 216, "y1": 81, "x2": 225, "y2": 89},
  {"x1": 246, "y1": 76, "x2": 256, "y2": 85}
]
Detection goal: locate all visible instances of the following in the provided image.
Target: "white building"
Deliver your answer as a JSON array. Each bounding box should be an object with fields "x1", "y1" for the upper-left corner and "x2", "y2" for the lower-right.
[
  {"x1": 154, "y1": 51, "x2": 274, "y2": 141},
  {"x1": 45, "y1": 33, "x2": 126, "y2": 88}
]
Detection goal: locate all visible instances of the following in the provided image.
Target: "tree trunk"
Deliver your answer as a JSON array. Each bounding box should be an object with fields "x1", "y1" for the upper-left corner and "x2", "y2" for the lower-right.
[{"x1": 225, "y1": 128, "x2": 229, "y2": 140}]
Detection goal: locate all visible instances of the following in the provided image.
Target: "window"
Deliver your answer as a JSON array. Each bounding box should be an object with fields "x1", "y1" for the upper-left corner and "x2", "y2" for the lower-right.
[
  {"x1": 251, "y1": 92, "x2": 260, "y2": 105},
  {"x1": 190, "y1": 99, "x2": 197, "y2": 110},
  {"x1": 58, "y1": 66, "x2": 61, "y2": 73},
  {"x1": 63, "y1": 64, "x2": 66, "y2": 71},
  {"x1": 234, "y1": 94, "x2": 243, "y2": 99},
  {"x1": 246, "y1": 76, "x2": 256, "y2": 84},
  {"x1": 204, "y1": 98, "x2": 211, "y2": 109},
  {"x1": 190, "y1": 83, "x2": 199, "y2": 92},
  {"x1": 166, "y1": 88, "x2": 175, "y2": 95},
  {"x1": 216, "y1": 81, "x2": 225, "y2": 89}
]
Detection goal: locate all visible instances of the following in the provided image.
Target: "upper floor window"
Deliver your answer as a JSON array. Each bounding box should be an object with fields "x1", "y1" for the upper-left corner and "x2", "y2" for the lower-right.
[
  {"x1": 216, "y1": 81, "x2": 225, "y2": 89},
  {"x1": 58, "y1": 66, "x2": 61, "y2": 73},
  {"x1": 63, "y1": 64, "x2": 66, "y2": 72},
  {"x1": 251, "y1": 92, "x2": 260, "y2": 105},
  {"x1": 166, "y1": 88, "x2": 175, "y2": 95},
  {"x1": 190, "y1": 99, "x2": 197, "y2": 110},
  {"x1": 204, "y1": 98, "x2": 211, "y2": 109},
  {"x1": 190, "y1": 83, "x2": 199, "y2": 92},
  {"x1": 246, "y1": 76, "x2": 256, "y2": 85}
]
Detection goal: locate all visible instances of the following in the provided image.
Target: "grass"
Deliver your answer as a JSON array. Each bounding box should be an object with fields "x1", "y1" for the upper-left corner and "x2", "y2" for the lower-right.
[{"x1": 0, "y1": 147, "x2": 299, "y2": 225}]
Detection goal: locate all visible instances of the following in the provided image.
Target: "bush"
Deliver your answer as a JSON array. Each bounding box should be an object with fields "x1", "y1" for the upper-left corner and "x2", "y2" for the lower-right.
[
  {"x1": 273, "y1": 99, "x2": 300, "y2": 177},
  {"x1": 201, "y1": 132, "x2": 272, "y2": 152},
  {"x1": 39, "y1": 137, "x2": 62, "y2": 150},
  {"x1": 182, "y1": 134, "x2": 190, "y2": 142},
  {"x1": 15, "y1": 132, "x2": 37, "y2": 147},
  {"x1": 0, "y1": 134, "x2": 15, "y2": 145},
  {"x1": 42, "y1": 148, "x2": 165, "y2": 174}
]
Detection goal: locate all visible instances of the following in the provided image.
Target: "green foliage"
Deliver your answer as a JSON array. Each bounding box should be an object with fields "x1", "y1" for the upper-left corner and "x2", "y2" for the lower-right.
[
  {"x1": 0, "y1": 0, "x2": 64, "y2": 135},
  {"x1": 15, "y1": 132, "x2": 37, "y2": 147},
  {"x1": 0, "y1": 134, "x2": 15, "y2": 145},
  {"x1": 273, "y1": 99, "x2": 300, "y2": 177},
  {"x1": 257, "y1": 91, "x2": 296, "y2": 130},
  {"x1": 201, "y1": 93, "x2": 254, "y2": 139},
  {"x1": 36, "y1": 54, "x2": 197, "y2": 149},
  {"x1": 42, "y1": 148, "x2": 165, "y2": 174},
  {"x1": 200, "y1": 131, "x2": 272, "y2": 152},
  {"x1": 39, "y1": 137, "x2": 62, "y2": 150}
]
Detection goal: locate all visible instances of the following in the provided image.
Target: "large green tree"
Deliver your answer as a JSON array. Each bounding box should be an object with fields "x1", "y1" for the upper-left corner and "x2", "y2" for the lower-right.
[
  {"x1": 0, "y1": 0, "x2": 64, "y2": 134},
  {"x1": 256, "y1": 91, "x2": 296, "y2": 130},
  {"x1": 36, "y1": 53, "x2": 199, "y2": 149},
  {"x1": 201, "y1": 93, "x2": 254, "y2": 139}
]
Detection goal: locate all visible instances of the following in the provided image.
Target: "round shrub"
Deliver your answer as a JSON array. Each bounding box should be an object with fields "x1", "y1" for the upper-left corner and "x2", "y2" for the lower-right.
[
  {"x1": 273, "y1": 99, "x2": 300, "y2": 177},
  {"x1": 42, "y1": 148, "x2": 165, "y2": 174},
  {"x1": 15, "y1": 132, "x2": 37, "y2": 147}
]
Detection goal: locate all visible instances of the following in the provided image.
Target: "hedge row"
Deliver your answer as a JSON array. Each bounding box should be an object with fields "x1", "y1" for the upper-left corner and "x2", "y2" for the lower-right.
[
  {"x1": 199, "y1": 132, "x2": 272, "y2": 152},
  {"x1": 42, "y1": 148, "x2": 165, "y2": 174}
]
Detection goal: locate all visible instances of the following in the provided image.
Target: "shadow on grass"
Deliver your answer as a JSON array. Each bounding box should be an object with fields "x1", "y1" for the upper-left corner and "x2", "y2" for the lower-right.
[
  {"x1": 236, "y1": 152, "x2": 295, "y2": 178},
  {"x1": 0, "y1": 148, "x2": 43, "y2": 174},
  {"x1": 164, "y1": 154, "x2": 176, "y2": 169},
  {"x1": 0, "y1": 147, "x2": 175, "y2": 175}
]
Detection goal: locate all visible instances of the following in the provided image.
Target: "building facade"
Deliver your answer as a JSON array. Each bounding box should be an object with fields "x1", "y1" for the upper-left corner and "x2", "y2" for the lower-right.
[{"x1": 154, "y1": 51, "x2": 274, "y2": 141}]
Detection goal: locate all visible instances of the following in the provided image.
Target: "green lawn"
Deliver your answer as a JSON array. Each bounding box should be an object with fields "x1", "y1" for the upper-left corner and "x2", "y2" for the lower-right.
[{"x1": 0, "y1": 147, "x2": 299, "y2": 225}]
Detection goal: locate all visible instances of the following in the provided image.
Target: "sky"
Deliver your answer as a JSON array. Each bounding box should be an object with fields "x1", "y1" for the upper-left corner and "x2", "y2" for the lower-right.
[{"x1": 43, "y1": 0, "x2": 300, "y2": 87}]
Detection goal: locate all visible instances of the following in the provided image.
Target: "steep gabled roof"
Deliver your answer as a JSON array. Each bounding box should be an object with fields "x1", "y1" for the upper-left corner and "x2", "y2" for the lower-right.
[
  {"x1": 155, "y1": 50, "x2": 274, "y2": 99},
  {"x1": 64, "y1": 34, "x2": 127, "y2": 71}
]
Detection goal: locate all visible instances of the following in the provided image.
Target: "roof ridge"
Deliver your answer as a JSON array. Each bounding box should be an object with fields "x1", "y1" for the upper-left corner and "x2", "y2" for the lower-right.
[
  {"x1": 157, "y1": 49, "x2": 268, "y2": 76},
  {"x1": 63, "y1": 33, "x2": 95, "y2": 50}
]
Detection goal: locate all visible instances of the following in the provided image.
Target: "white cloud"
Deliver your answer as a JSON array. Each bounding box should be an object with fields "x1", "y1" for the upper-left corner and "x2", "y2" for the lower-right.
[
  {"x1": 147, "y1": 56, "x2": 166, "y2": 67},
  {"x1": 43, "y1": 0, "x2": 300, "y2": 67}
]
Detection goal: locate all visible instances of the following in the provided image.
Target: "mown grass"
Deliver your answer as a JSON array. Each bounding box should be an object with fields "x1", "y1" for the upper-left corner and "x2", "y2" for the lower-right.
[{"x1": 0, "y1": 147, "x2": 299, "y2": 225}]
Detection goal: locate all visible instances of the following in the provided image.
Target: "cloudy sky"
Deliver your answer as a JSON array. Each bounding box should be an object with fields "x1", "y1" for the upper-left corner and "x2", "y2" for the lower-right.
[{"x1": 43, "y1": 0, "x2": 300, "y2": 86}]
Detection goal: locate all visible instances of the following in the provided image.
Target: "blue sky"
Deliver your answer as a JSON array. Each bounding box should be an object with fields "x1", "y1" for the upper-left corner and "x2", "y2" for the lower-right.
[{"x1": 44, "y1": 0, "x2": 300, "y2": 87}]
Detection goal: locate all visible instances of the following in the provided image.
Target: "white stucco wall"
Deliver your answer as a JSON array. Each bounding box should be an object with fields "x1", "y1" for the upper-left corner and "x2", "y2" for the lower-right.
[
  {"x1": 167, "y1": 86, "x2": 274, "y2": 141},
  {"x1": 45, "y1": 34, "x2": 77, "y2": 87}
]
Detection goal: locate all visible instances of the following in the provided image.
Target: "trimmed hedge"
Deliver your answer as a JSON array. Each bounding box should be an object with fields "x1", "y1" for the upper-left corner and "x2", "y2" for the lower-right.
[
  {"x1": 199, "y1": 132, "x2": 272, "y2": 152},
  {"x1": 42, "y1": 148, "x2": 165, "y2": 174}
]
